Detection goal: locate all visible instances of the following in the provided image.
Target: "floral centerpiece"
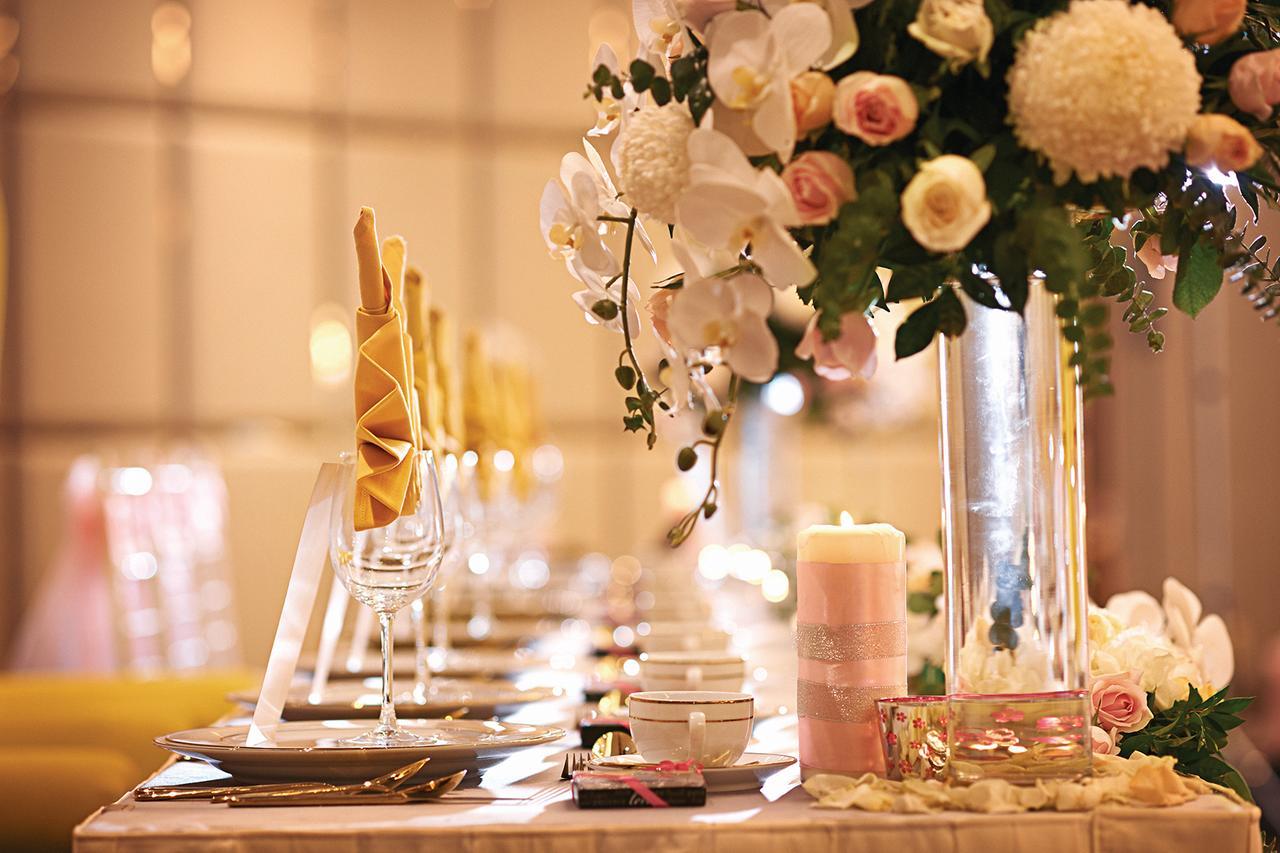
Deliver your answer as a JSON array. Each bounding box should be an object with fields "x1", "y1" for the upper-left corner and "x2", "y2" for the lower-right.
[
  {"x1": 1087, "y1": 577, "x2": 1251, "y2": 798},
  {"x1": 541, "y1": 0, "x2": 1280, "y2": 545}
]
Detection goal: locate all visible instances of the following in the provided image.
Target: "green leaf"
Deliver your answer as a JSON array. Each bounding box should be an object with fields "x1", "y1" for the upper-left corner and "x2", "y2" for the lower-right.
[
  {"x1": 592, "y1": 64, "x2": 614, "y2": 87},
  {"x1": 650, "y1": 77, "x2": 672, "y2": 105},
  {"x1": 1173, "y1": 239, "x2": 1223, "y2": 318},
  {"x1": 895, "y1": 300, "x2": 941, "y2": 359},
  {"x1": 629, "y1": 59, "x2": 654, "y2": 91},
  {"x1": 970, "y1": 143, "x2": 996, "y2": 173},
  {"x1": 936, "y1": 287, "x2": 967, "y2": 336}
]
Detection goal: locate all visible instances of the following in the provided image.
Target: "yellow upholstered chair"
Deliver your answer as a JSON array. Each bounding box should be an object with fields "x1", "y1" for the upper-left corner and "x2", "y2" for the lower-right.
[{"x1": 0, "y1": 671, "x2": 254, "y2": 853}]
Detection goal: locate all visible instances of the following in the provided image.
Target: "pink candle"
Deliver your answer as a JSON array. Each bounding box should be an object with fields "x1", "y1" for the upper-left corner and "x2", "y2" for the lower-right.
[{"x1": 795, "y1": 522, "x2": 906, "y2": 778}]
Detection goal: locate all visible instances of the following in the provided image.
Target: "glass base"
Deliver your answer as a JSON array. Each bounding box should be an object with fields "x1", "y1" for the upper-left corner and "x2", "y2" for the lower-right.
[
  {"x1": 340, "y1": 727, "x2": 439, "y2": 748},
  {"x1": 947, "y1": 690, "x2": 1091, "y2": 784}
]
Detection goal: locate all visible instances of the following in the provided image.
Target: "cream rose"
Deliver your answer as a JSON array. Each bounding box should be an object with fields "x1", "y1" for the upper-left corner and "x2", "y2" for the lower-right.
[
  {"x1": 908, "y1": 0, "x2": 994, "y2": 69},
  {"x1": 781, "y1": 151, "x2": 856, "y2": 225},
  {"x1": 1229, "y1": 49, "x2": 1280, "y2": 121},
  {"x1": 791, "y1": 71, "x2": 836, "y2": 136},
  {"x1": 1184, "y1": 114, "x2": 1263, "y2": 173},
  {"x1": 900, "y1": 155, "x2": 991, "y2": 253},
  {"x1": 1089, "y1": 725, "x2": 1120, "y2": 756},
  {"x1": 833, "y1": 72, "x2": 919, "y2": 146},
  {"x1": 1091, "y1": 672, "x2": 1154, "y2": 733},
  {"x1": 1172, "y1": 0, "x2": 1246, "y2": 46},
  {"x1": 794, "y1": 310, "x2": 878, "y2": 381}
]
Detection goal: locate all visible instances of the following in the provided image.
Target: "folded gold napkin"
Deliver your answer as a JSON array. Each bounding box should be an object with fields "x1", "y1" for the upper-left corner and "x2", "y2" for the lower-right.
[
  {"x1": 430, "y1": 307, "x2": 465, "y2": 454},
  {"x1": 352, "y1": 209, "x2": 420, "y2": 530},
  {"x1": 404, "y1": 266, "x2": 445, "y2": 456},
  {"x1": 463, "y1": 330, "x2": 499, "y2": 497}
]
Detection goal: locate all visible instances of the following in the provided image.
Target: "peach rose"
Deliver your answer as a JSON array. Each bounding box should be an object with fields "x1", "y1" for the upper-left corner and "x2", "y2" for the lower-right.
[
  {"x1": 1089, "y1": 725, "x2": 1120, "y2": 756},
  {"x1": 1185, "y1": 114, "x2": 1263, "y2": 173},
  {"x1": 833, "y1": 72, "x2": 918, "y2": 147},
  {"x1": 791, "y1": 71, "x2": 836, "y2": 136},
  {"x1": 1172, "y1": 0, "x2": 1246, "y2": 46},
  {"x1": 648, "y1": 287, "x2": 676, "y2": 346},
  {"x1": 795, "y1": 311, "x2": 878, "y2": 381},
  {"x1": 782, "y1": 151, "x2": 856, "y2": 225},
  {"x1": 1229, "y1": 49, "x2": 1280, "y2": 121},
  {"x1": 1091, "y1": 672, "x2": 1154, "y2": 734}
]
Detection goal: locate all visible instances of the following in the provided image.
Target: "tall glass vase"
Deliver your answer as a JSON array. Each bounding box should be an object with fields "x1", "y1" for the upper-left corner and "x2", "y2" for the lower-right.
[{"x1": 938, "y1": 282, "x2": 1091, "y2": 783}]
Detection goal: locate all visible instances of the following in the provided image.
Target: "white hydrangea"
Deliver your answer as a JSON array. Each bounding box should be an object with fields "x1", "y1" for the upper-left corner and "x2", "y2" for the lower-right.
[
  {"x1": 616, "y1": 103, "x2": 695, "y2": 224},
  {"x1": 1006, "y1": 0, "x2": 1201, "y2": 184}
]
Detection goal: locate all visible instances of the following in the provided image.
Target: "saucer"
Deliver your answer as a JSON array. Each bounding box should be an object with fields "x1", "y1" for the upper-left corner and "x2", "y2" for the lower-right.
[{"x1": 588, "y1": 752, "x2": 797, "y2": 793}]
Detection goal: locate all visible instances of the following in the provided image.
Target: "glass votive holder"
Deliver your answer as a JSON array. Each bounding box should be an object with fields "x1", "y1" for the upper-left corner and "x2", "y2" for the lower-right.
[{"x1": 876, "y1": 696, "x2": 949, "y2": 781}]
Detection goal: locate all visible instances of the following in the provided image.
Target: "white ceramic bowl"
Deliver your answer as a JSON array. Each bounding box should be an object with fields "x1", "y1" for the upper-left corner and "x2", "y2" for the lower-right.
[{"x1": 639, "y1": 651, "x2": 746, "y2": 692}]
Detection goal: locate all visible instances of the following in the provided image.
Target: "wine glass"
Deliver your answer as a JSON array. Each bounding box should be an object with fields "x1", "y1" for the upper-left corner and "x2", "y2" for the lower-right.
[
  {"x1": 409, "y1": 452, "x2": 463, "y2": 700},
  {"x1": 330, "y1": 450, "x2": 445, "y2": 746}
]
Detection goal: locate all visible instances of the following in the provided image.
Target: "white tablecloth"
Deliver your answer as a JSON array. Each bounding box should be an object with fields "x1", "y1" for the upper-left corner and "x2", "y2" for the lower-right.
[{"x1": 74, "y1": 702, "x2": 1262, "y2": 853}]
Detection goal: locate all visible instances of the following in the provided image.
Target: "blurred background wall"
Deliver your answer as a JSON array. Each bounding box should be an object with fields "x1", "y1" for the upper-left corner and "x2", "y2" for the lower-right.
[{"x1": 0, "y1": 0, "x2": 1274, "y2": 704}]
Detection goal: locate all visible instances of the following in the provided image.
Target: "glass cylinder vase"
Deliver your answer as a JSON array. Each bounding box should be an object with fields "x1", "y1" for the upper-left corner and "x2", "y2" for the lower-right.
[{"x1": 938, "y1": 282, "x2": 1091, "y2": 783}]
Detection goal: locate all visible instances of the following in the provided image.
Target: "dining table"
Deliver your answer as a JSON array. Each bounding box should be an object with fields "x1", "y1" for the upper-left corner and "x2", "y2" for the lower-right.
[{"x1": 73, "y1": 688, "x2": 1263, "y2": 853}]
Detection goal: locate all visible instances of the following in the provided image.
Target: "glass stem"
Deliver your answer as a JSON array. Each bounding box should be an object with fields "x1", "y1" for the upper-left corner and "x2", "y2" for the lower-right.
[
  {"x1": 376, "y1": 611, "x2": 398, "y2": 737},
  {"x1": 411, "y1": 597, "x2": 430, "y2": 701}
]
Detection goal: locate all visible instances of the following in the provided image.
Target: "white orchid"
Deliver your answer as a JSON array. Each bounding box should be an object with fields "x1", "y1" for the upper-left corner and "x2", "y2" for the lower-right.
[
  {"x1": 704, "y1": 5, "x2": 831, "y2": 161},
  {"x1": 667, "y1": 267, "x2": 778, "y2": 382},
  {"x1": 567, "y1": 256, "x2": 642, "y2": 335},
  {"x1": 539, "y1": 152, "x2": 626, "y2": 274},
  {"x1": 762, "y1": 0, "x2": 864, "y2": 69},
  {"x1": 1162, "y1": 577, "x2": 1234, "y2": 690},
  {"x1": 588, "y1": 43, "x2": 638, "y2": 138},
  {"x1": 676, "y1": 128, "x2": 817, "y2": 289},
  {"x1": 634, "y1": 0, "x2": 686, "y2": 64}
]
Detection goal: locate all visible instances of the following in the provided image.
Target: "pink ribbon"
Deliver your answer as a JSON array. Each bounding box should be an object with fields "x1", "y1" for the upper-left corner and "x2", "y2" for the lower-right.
[{"x1": 575, "y1": 760, "x2": 703, "y2": 808}]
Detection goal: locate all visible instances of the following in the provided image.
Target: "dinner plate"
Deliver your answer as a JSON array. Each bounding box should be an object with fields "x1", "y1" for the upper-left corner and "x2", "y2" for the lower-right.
[
  {"x1": 228, "y1": 678, "x2": 555, "y2": 721},
  {"x1": 157, "y1": 719, "x2": 566, "y2": 783},
  {"x1": 298, "y1": 648, "x2": 548, "y2": 680},
  {"x1": 588, "y1": 753, "x2": 797, "y2": 793}
]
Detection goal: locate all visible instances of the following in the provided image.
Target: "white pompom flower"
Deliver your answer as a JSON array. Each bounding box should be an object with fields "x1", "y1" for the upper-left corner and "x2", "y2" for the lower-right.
[
  {"x1": 616, "y1": 102, "x2": 696, "y2": 224},
  {"x1": 1007, "y1": 0, "x2": 1201, "y2": 185}
]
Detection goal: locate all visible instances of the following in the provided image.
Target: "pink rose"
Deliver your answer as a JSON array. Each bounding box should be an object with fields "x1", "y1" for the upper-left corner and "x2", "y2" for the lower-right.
[
  {"x1": 833, "y1": 72, "x2": 918, "y2": 147},
  {"x1": 1172, "y1": 0, "x2": 1246, "y2": 46},
  {"x1": 795, "y1": 311, "x2": 878, "y2": 381},
  {"x1": 1089, "y1": 725, "x2": 1120, "y2": 756},
  {"x1": 1229, "y1": 49, "x2": 1280, "y2": 121},
  {"x1": 782, "y1": 151, "x2": 856, "y2": 225},
  {"x1": 1136, "y1": 235, "x2": 1178, "y2": 281},
  {"x1": 1091, "y1": 672, "x2": 1154, "y2": 734}
]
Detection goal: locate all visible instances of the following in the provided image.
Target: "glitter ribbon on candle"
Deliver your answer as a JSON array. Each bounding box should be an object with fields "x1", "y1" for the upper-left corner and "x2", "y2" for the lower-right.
[
  {"x1": 796, "y1": 620, "x2": 906, "y2": 662},
  {"x1": 797, "y1": 679, "x2": 902, "y2": 724}
]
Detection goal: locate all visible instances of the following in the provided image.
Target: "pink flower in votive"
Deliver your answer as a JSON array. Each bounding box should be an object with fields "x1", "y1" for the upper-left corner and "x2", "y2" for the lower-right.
[
  {"x1": 1230, "y1": 49, "x2": 1280, "y2": 121},
  {"x1": 795, "y1": 311, "x2": 878, "y2": 381},
  {"x1": 911, "y1": 717, "x2": 925, "y2": 730},
  {"x1": 886, "y1": 732, "x2": 898, "y2": 746},
  {"x1": 992, "y1": 707, "x2": 1024, "y2": 724},
  {"x1": 909, "y1": 740, "x2": 922, "y2": 752},
  {"x1": 895, "y1": 711, "x2": 907, "y2": 723},
  {"x1": 1090, "y1": 725, "x2": 1120, "y2": 756},
  {"x1": 1091, "y1": 672, "x2": 1154, "y2": 734},
  {"x1": 781, "y1": 151, "x2": 856, "y2": 226}
]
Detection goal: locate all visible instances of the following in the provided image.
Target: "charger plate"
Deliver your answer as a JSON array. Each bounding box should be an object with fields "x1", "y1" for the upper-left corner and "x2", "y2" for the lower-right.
[
  {"x1": 157, "y1": 719, "x2": 565, "y2": 783},
  {"x1": 588, "y1": 753, "x2": 797, "y2": 793},
  {"x1": 228, "y1": 678, "x2": 555, "y2": 721}
]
